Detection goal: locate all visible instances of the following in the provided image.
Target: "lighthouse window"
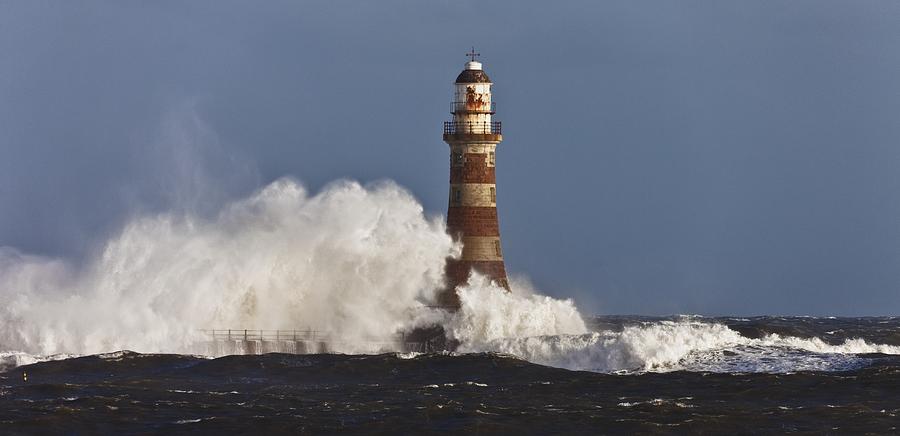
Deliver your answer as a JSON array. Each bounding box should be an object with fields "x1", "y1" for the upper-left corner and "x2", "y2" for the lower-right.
[
  {"x1": 488, "y1": 152, "x2": 495, "y2": 166},
  {"x1": 454, "y1": 189, "x2": 461, "y2": 204},
  {"x1": 490, "y1": 187, "x2": 496, "y2": 203},
  {"x1": 494, "y1": 240, "x2": 502, "y2": 257},
  {"x1": 453, "y1": 152, "x2": 464, "y2": 166}
]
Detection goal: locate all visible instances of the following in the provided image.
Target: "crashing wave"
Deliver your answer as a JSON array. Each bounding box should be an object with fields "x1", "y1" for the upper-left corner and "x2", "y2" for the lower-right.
[
  {"x1": 1, "y1": 178, "x2": 898, "y2": 375},
  {"x1": 0, "y1": 178, "x2": 455, "y2": 356},
  {"x1": 454, "y1": 318, "x2": 900, "y2": 373}
]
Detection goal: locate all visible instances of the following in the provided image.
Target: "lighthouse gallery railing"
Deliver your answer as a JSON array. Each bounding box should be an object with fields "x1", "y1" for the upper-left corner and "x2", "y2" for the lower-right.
[{"x1": 443, "y1": 121, "x2": 502, "y2": 135}]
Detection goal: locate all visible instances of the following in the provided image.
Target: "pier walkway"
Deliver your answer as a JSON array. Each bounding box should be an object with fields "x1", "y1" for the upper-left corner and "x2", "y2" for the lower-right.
[{"x1": 198, "y1": 329, "x2": 445, "y2": 356}]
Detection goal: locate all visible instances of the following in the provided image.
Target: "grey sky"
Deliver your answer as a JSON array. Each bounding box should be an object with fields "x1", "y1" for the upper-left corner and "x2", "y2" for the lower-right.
[{"x1": 2, "y1": 1, "x2": 899, "y2": 315}]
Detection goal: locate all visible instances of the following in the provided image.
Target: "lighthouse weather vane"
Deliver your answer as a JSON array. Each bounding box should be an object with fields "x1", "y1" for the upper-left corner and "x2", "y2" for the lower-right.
[{"x1": 466, "y1": 47, "x2": 480, "y2": 62}]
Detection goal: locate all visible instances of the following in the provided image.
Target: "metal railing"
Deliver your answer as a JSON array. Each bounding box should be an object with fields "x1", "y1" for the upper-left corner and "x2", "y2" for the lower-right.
[
  {"x1": 443, "y1": 121, "x2": 501, "y2": 135},
  {"x1": 450, "y1": 101, "x2": 495, "y2": 114},
  {"x1": 198, "y1": 329, "x2": 449, "y2": 353},
  {"x1": 201, "y1": 329, "x2": 327, "y2": 342},
  {"x1": 199, "y1": 329, "x2": 431, "y2": 343}
]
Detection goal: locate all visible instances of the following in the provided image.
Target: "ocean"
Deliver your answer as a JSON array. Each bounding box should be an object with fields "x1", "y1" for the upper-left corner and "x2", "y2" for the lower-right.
[{"x1": 2, "y1": 315, "x2": 899, "y2": 434}]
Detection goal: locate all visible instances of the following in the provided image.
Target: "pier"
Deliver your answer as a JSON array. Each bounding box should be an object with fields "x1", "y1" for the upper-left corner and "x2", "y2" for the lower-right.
[{"x1": 198, "y1": 329, "x2": 447, "y2": 356}]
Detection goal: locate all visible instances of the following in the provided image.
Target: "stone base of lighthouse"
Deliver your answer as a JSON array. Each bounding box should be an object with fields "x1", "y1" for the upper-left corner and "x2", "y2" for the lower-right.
[{"x1": 440, "y1": 259, "x2": 510, "y2": 307}]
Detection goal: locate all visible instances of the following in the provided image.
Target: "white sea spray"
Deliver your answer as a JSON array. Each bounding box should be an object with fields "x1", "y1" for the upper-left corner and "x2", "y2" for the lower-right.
[
  {"x1": 0, "y1": 178, "x2": 455, "y2": 356},
  {"x1": 1, "y1": 178, "x2": 898, "y2": 374}
]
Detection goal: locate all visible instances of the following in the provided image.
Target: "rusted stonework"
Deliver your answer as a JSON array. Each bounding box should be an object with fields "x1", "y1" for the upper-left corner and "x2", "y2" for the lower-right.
[
  {"x1": 439, "y1": 58, "x2": 511, "y2": 309},
  {"x1": 447, "y1": 207, "x2": 500, "y2": 236},
  {"x1": 450, "y1": 160, "x2": 496, "y2": 184}
]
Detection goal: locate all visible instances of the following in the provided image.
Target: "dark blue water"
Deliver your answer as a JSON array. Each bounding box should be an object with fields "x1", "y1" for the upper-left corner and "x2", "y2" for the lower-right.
[{"x1": 2, "y1": 316, "x2": 899, "y2": 434}]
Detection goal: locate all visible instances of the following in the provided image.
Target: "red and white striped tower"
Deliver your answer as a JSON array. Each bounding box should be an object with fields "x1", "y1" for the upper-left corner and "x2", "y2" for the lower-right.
[{"x1": 439, "y1": 50, "x2": 510, "y2": 308}]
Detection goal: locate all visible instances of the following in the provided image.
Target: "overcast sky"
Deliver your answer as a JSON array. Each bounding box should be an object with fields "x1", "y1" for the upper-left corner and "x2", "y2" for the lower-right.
[{"x1": 2, "y1": 1, "x2": 899, "y2": 315}]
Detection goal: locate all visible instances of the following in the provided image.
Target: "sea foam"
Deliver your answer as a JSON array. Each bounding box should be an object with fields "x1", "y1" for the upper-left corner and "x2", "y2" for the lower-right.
[
  {"x1": 1, "y1": 178, "x2": 898, "y2": 374},
  {"x1": 0, "y1": 178, "x2": 455, "y2": 356}
]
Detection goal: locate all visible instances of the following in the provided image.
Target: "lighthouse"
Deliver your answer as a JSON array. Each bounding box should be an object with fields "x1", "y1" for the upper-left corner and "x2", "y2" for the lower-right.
[{"x1": 439, "y1": 49, "x2": 511, "y2": 308}]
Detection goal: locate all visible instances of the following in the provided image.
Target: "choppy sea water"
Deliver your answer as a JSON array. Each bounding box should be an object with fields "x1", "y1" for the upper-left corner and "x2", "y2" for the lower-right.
[{"x1": 2, "y1": 316, "x2": 899, "y2": 434}]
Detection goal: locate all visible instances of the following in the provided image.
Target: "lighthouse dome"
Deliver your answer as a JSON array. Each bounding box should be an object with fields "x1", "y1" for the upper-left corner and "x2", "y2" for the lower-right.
[{"x1": 455, "y1": 62, "x2": 491, "y2": 83}]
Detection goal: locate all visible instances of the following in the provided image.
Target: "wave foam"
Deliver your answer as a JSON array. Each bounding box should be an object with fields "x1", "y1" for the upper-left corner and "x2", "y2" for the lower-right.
[
  {"x1": 0, "y1": 351, "x2": 78, "y2": 373},
  {"x1": 0, "y1": 178, "x2": 455, "y2": 356},
  {"x1": 1, "y1": 177, "x2": 897, "y2": 375},
  {"x1": 455, "y1": 316, "x2": 900, "y2": 373},
  {"x1": 449, "y1": 276, "x2": 588, "y2": 347}
]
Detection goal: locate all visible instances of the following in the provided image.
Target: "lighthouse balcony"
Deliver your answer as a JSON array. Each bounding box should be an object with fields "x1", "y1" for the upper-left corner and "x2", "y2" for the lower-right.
[
  {"x1": 450, "y1": 101, "x2": 496, "y2": 114},
  {"x1": 443, "y1": 121, "x2": 502, "y2": 136}
]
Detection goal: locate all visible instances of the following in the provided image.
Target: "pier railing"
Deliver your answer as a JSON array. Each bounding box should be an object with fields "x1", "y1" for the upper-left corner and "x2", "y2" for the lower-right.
[
  {"x1": 198, "y1": 328, "x2": 449, "y2": 354},
  {"x1": 200, "y1": 329, "x2": 328, "y2": 342},
  {"x1": 199, "y1": 329, "x2": 435, "y2": 343}
]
